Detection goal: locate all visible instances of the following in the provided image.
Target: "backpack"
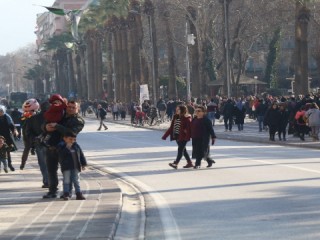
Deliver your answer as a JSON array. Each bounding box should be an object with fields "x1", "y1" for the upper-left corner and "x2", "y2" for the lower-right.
[{"x1": 100, "y1": 108, "x2": 107, "y2": 117}]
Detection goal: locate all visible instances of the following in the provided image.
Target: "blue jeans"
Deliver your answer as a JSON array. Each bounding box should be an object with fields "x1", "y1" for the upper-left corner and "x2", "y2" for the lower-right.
[
  {"x1": 0, "y1": 158, "x2": 8, "y2": 171},
  {"x1": 62, "y1": 169, "x2": 81, "y2": 194},
  {"x1": 257, "y1": 116, "x2": 264, "y2": 131},
  {"x1": 207, "y1": 112, "x2": 215, "y2": 126},
  {"x1": 35, "y1": 145, "x2": 48, "y2": 185}
]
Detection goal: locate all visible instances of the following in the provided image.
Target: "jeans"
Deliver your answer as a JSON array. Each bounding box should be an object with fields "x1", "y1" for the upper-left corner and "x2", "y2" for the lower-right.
[
  {"x1": 0, "y1": 158, "x2": 8, "y2": 170},
  {"x1": 46, "y1": 148, "x2": 59, "y2": 193},
  {"x1": 98, "y1": 118, "x2": 108, "y2": 129},
  {"x1": 207, "y1": 112, "x2": 215, "y2": 126},
  {"x1": 175, "y1": 140, "x2": 191, "y2": 164},
  {"x1": 62, "y1": 169, "x2": 81, "y2": 194},
  {"x1": 257, "y1": 116, "x2": 264, "y2": 131},
  {"x1": 35, "y1": 144, "x2": 48, "y2": 185}
]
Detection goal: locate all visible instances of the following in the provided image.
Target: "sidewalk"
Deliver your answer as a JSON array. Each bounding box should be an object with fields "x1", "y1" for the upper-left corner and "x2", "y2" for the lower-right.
[{"x1": 0, "y1": 152, "x2": 122, "y2": 240}]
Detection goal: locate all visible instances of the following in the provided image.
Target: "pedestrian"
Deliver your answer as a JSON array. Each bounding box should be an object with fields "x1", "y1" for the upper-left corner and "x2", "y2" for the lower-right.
[
  {"x1": 10, "y1": 107, "x2": 22, "y2": 140},
  {"x1": 119, "y1": 102, "x2": 127, "y2": 120},
  {"x1": 42, "y1": 100, "x2": 85, "y2": 199},
  {"x1": 57, "y1": 131, "x2": 87, "y2": 200},
  {"x1": 255, "y1": 99, "x2": 268, "y2": 132},
  {"x1": 234, "y1": 98, "x2": 246, "y2": 131},
  {"x1": 24, "y1": 101, "x2": 50, "y2": 188},
  {"x1": 0, "y1": 107, "x2": 18, "y2": 171},
  {"x1": 206, "y1": 98, "x2": 218, "y2": 126},
  {"x1": 112, "y1": 101, "x2": 120, "y2": 120},
  {"x1": 191, "y1": 106, "x2": 216, "y2": 169},
  {"x1": 157, "y1": 98, "x2": 167, "y2": 123},
  {"x1": 147, "y1": 104, "x2": 158, "y2": 125},
  {"x1": 162, "y1": 105, "x2": 193, "y2": 169},
  {"x1": 222, "y1": 99, "x2": 234, "y2": 131},
  {"x1": 304, "y1": 103, "x2": 320, "y2": 141},
  {"x1": 264, "y1": 102, "x2": 281, "y2": 141},
  {"x1": 130, "y1": 101, "x2": 138, "y2": 124},
  {"x1": 20, "y1": 99, "x2": 40, "y2": 169},
  {"x1": 278, "y1": 104, "x2": 289, "y2": 141},
  {"x1": 0, "y1": 135, "x2": 10, "y2": 173},
  {"x1": 97, "y1": 104, "x2": 108, "y2": 130}
]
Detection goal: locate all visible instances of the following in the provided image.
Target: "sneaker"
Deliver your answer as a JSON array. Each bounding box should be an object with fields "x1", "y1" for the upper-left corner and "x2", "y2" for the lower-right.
[
  {"x1": 206, "y1": 159, "x2": 215, "y2": 168},
  {"x1": 76, "y1": 192, "x2": 86, "y2": 200},
  {"x1": 169, "y1": 163, "x2": 178, "y2": 169},
  {"x1": 43, "y1": 192, "x2": 57, "y2": 199},
  {"x1": 183, "y1": 162, "x2": 194, "y2": 168},
  {"x1": 63, "y1": 193, "x2": 70, "y2": 201},
  {"x1": 193, "y1": 166, "x2": 200, "y2": 169}
]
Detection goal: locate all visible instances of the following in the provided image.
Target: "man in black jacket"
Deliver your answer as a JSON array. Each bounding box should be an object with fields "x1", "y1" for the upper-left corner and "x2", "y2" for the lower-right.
[
  {"x1": 24, "y1": 102, "x2": 50, "y2": 187},
  {"x1": 43, "y1": 100, "x2": 85, "y2": 199}
]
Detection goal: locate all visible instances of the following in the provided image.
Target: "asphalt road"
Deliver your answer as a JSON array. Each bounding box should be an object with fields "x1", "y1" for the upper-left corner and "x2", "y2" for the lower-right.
[{"x1": 79, "y1": 118, "x2": 320, "y2": 240}]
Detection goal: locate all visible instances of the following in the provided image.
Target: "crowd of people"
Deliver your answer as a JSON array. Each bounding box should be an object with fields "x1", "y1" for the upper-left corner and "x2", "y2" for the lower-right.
[
  {"x1": 0, "y1": 92, "x2": 319, "y2": 194},
  {"x1": 0, "y1": 94, "x2": 87, "y2": 201}
]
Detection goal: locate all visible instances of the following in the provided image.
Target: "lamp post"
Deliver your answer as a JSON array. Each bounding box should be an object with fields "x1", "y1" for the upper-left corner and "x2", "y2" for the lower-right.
[
  {"x1": 254, "y1": 76, "x2": 258, "y2": 96},
  {"x1": 223, "y1": 0, "x2": 231, "y2": 98},
  {"x1": 130, "y1": 10, "x2": 156, "y2": 104},
  {"x1": 6, "y1": 84, "x2": 10, "y2": 97}
]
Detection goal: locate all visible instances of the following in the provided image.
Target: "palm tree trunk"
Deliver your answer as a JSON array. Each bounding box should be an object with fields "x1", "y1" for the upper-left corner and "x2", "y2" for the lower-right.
[
  {"x1": 159, "y1": 0, "x2": 177, "y2": 99},
  {"x1": 294, "y1": 0, "x2": 310, "y2": 95}
]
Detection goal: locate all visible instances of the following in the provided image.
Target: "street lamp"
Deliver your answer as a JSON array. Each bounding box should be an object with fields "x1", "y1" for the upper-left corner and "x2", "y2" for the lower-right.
[
  {"x1": 6, "y1": 84, "x2": 10, "y2": 96},
  {"x1": 130, "y1": 10, "x2": 156, "y2": 104},
  {"x1": 254, "y1": 76, "x2": 258, "y2": 96}
]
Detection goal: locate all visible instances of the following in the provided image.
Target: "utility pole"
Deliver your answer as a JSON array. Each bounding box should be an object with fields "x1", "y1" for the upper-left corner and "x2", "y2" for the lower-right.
[
  {"x1": 185, "y1": 21, "x2": 191, "y2": 102},
  {"x1": 224, "y1": 0, "x2": 231, "y2": 98},
  {"x1": 111, "y1": 33, "x2": 117, "y2": 102}
]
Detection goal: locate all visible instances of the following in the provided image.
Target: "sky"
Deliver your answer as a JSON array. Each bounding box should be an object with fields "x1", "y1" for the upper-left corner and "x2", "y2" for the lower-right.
[{"x1": 0, "y1": 0, "x2": 54, "y2": 56}]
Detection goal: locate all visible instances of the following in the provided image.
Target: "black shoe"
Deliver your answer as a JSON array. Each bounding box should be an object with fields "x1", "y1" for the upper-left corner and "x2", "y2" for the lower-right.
[
  {"x1": 105, "y1": 127, "x2": 108, "y2": 130},
  {"x1": 20, "y1": 162, "x2": 26, "y2": 170},
  {"x1": 43, "y1": 192, "x2": 57, "y2": 199},
  {"x1": 42, "y1": 184, "x2": 49, "y2": 188},
  {"x1": 169, "y1": 163, "x2": 178, "y2": 169},
  {"x1": 9, "y1": 165, "x2": 15, "y2": 171},
  {"x1": 97, "y1": 128, "x2": 101, "y2": 131},
  {"x1": 206, "y1": 159, "x2": 215, "y2": 168},
  {"x1": 194, "y1": 166, "x2": 200, "y2": 169}
]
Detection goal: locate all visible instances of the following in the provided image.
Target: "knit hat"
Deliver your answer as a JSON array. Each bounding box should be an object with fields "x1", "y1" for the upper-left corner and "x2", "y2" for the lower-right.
[{"x1": 49, "y1": 94, "x2": 64, "y2": 104}]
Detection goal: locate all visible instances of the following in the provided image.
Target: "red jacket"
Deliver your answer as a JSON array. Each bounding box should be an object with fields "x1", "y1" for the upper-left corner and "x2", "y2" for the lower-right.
[{"x1": 162, "y1": 115, "x2": 191, "y2": 141}]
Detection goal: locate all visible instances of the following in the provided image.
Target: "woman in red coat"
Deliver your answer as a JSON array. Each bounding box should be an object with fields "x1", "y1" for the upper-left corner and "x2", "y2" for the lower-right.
[{"x1": 162, "y1": 104, "x2": 193, "y2": 169}]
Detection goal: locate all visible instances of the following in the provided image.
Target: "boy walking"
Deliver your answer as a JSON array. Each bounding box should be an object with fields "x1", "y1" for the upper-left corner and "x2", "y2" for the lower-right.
[
  {"x1": 57, "y1": 132, "x2": 87, "y2": 200},
  {"x1": 0, "y1": 135, "x2": 10, "y2": 173}
]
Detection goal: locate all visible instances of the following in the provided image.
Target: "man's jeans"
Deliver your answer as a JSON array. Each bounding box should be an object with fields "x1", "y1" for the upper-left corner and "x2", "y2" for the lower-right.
[
  {"x1": 207, "y1": 112, "x2": 216, "y2": 126},
  {"x1": 257, "y1": 116, "x2": 264, "y2": 131},
  {"x1": 35, "y1": 144, "x2": 48, "y2": 185},
  {"x1": 63, "y1": 169, "x2": 81, "y2": 194}
]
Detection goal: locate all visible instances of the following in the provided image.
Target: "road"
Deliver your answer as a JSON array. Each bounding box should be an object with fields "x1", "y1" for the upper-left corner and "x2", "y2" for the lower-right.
[{"x1": 79, "y1": 118, "x2": 320, "y2": 240}]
